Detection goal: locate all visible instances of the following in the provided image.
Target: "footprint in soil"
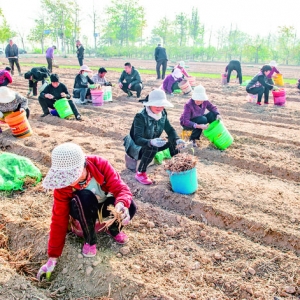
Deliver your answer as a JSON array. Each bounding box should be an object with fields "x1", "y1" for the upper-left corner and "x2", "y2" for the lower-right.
[
  {"x1": 38, "y1": 133, "x2": 50, "y2": 138},
  {"x1": 24, "y1": 140, "x2": 36, "y2": 147}
]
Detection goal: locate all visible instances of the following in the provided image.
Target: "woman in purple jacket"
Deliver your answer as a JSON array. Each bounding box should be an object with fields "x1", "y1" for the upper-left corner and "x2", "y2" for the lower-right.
[
  {"x1": 180, "y1": 85, "x2": 221, "y2": 147},
  {"x1": 162, "y1": 68, "x2": 182, "y2": 95}
]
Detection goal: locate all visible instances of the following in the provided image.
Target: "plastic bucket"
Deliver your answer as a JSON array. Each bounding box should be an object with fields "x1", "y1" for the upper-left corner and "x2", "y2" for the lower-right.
[
  {"x1": 187, "y1": 76, "x2": 196, "y2": 87},
  {"x1": 221, "y1": 73, "x2": 227, "y2": 85},
  {"x1": 272, "y1": 89, "x2": 286, "y2": 106},
  {"x1": 91, "y1": 89, "x2": 104, "y2": 106},
  {"x1": 54, "y1": 99, "x2": 74, "y2": 119},
  {"x1": 273, "y1": 74, "x2": 284, "y2": 86},
  {"x1": 178, "y1": 80, "x2": 192, "y2": 94},
  {"x1": 167, "y1": 167, "x2": 198, "y2": 195},
  {"x1": 103, "y1": 86, "x2": 113, "y2": 102},
  {"x1": 4, "y1": 111, "x2": 32, "y2": 138},
  {"x1": 154, "y1": 148, "x2": 171, "y2": 165},
  {"x1": 180, "y1": 129, "x2": 192, "y2": 140},
  {"x1": 203, "y1": 120, "x2": 233, "y2": 150}
]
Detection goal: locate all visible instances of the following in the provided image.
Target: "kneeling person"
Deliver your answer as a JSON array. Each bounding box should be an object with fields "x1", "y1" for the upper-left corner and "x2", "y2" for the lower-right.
[
  {"x1": 38, "y1": 74, "x2": 81, "y2": 120},
  {"x1": 180, "y1": 85, "x2": 221, "y2": 147},
  {"x1": 124, "y1": 89, "x2": 185, "y2": 185},
  {"x1": 37, "y1": 143, "x2": 136, "y2": 281}
]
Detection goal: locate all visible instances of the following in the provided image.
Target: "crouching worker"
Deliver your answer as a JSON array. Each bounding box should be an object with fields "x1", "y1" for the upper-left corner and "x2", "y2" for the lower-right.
[
  {"x1": 123, "y1": 89, "x2": 185, "y2": 185},
  {"x1": 246, "y1": 65, "x2": 274, "y2": 105},
  {"x1": 119, "y1": 62, "x2": 143, "y2": 99},
  {"x1": 162, "y1": 68, "x2": 182, "y2": 95},
  {"x1": 180, "y1": 85, "x2": 220, "y2": 147},
  {"x1": 38, "y1": 74, "x2": 82, "y2": 120},
  {"x1": 0, "y1": 87, "x2": 30, "y2": 124},
  {"x1": 37, "y1": 143, "x2": 136, "y2": 281},
  {"x1": 24, "y1": 67, "x2": 50, "y2": 97},
  {"x1": 0, "y1": 67, "x2": 13, "y2": 87},
  {"x1": 92, "y1": 67, "x2": 112, "y2": 86}
]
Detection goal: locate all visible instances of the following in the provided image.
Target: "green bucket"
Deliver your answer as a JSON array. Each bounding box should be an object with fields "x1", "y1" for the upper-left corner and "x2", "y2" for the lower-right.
[
  {"x1": 154, "y1": 148, "x2": 171, "y2": 165},
  {"x1": 203, "y1": 120, "x2": 233, "y2": 150},
  {"x1": 54, "y1": 99, "x2": 74, "y2": 119},
  {"x1": 173, "y1": 89, "x2": 182, "y2": 94},
  {"x1": 241, "y1": 80, "x2": 250, "y2": 87}
]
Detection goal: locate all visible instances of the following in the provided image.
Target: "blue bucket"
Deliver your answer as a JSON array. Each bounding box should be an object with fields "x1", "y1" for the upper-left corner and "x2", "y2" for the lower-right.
[{"x1": 167, "y1": 167, "x2": 198, "y2": 195}]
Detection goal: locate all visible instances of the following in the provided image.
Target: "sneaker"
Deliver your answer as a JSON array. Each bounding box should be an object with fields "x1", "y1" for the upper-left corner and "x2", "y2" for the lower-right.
[
  {"x1": 40, "y1": 113, "x2": 50, "y2": 117},
  {"x1": 264, "y1": 102, "x2": 269, "y2": 104},
  {"x1": 82, "y1": 243, "x2": 97, "y2": 257},
  {"x1": 86, "y1": 98, "x2": 93, "y2": 103},
  {"x1": 256, "y1": 102, "x2": 261, "y2": 106},
  {"x1": 135, "y1": 172, "x2": 153, "y2": 185},
  {"x1": 76, "y1": 115, "x2": 82, "y2": 121},
  {"x1": 127, "y1": 91, "x2": 133, "y2": 98},
  {"x1": 106, "y1": 230, "x2": 129, "y2": 245},
  {"x1": 80, "y1": 99, "x2": 88, "y2": 105}
]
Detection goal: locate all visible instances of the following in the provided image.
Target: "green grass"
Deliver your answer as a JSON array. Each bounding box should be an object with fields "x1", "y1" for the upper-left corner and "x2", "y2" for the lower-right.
[{"x1": 19, "y1": 63, "x2": 298, "y2": 84}]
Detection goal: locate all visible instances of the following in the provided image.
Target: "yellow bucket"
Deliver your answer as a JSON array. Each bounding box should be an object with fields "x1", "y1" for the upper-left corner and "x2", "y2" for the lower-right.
[
  {"x1": 180, "y1": 129, "x2": 192, "y2": 141},
  {"x1": 273, "y1": 73, "x2": 284, "y2": 86}
]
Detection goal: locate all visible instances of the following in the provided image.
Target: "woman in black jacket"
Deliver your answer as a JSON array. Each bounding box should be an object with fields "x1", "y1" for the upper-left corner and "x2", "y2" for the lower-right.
[
  {"x1": 246, "y1": 65, "x2": 274, "y2": 105},
  {"x1": 73, "y1": 65, "x2": 94, "y2": 105},
  {"x1": 123, "y1": 89, "x2": 185, "y2": 185}
]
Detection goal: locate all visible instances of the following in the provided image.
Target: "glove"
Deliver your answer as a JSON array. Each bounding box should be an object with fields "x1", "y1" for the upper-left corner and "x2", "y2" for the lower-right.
[
  {"x1": 37, "y1": 258, "x2": 57, "y2": 281},
  {"x1": 0, "y1": 111, "x2": 3, "y2": 118},
  {"x1": 273, "y1": 86, "x2": 279, "y2": 90},
  {"x1": 27, "y1": 88, "x2": 33, "y2": 97},
  {"x1": 20, "y1": 108, "x2": 25, "y2": 113},
  {"x1": 176, "y1": 139, "x2": 186, "y2": 150},
  {"x1": 216, "y1": 115, "x2": 222, "y2": 120},
  {"x1": 115, "y1": 202, "x2": 130, "y2": 226},
  {"x1": 150, "y1": 138, "x2": 167, "y2": 147}
]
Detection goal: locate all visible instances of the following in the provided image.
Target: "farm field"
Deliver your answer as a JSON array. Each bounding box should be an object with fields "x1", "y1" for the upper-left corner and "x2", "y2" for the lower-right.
[{"x1": 0, "y1": 58, "x2": 299, "y2": 300}]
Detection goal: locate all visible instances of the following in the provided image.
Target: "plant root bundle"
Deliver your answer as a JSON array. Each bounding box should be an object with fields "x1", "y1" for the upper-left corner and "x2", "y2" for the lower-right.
[
  {"x1": 164, "y1": 153, "x2": 197, "y2": 173},
  {"x1": 99, "y1": 205, "x2": 122, "y2": 231}
]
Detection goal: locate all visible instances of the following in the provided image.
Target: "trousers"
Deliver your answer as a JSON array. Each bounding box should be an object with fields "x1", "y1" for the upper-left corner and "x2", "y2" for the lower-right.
[
  {"x1": 183, "y1": 112, "x2": 217, "y2": 140},
  {"x1": 70, "y1": 190, "x2": 136, "y2": 245}
]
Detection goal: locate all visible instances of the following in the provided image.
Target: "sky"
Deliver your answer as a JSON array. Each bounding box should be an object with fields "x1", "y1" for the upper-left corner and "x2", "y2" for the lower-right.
[{"x1": 1, "y1": 0, "x2": 299, "y2": 48}]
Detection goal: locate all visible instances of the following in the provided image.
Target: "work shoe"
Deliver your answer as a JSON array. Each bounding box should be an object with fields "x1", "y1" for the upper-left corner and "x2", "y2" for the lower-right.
[
  {"x1": 76, "y1": 114, "x2": 82, "y2": 121},
  {"x1": 80, "y1": 99, "x2": 88, "y2": 105},
  {"x1": 135, "y1": 172, "x2": 153, "y2": 185},
  {"x1": 127, "y1": 91, "x2": 133, "y2": 98},
  {"x1": 192, "y1": 140, "x2": 198, "y2": 148},
  {"x1": 256, "y1": 102, "x2": 261, "y2": 106},
  {"x1": 264, "y1": 102, "x2": 269, "y2": 104},
  {"x1": 40, "y1": 113, "x2": 50, "y2": 117},
  {"x1": 82, "y1": 243, "x2": 97, "y2": 257},
  {"x1": 106, "y1": 230, "x2": 129, "y2": 245}
]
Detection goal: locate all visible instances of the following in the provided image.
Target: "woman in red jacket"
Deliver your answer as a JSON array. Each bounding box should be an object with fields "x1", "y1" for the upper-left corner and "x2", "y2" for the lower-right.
[{"x1": 37, "y1": 143, "x2": 135, "y2": 280}]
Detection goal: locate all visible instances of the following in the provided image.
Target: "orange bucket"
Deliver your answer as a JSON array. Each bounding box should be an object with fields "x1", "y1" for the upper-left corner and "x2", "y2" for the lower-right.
[
  {"x1": 4, "y1": 111, "x2": 32, "y2": 138},
  {"x1": 178, "y1": 80, "x2": 192, "y2": 94}
]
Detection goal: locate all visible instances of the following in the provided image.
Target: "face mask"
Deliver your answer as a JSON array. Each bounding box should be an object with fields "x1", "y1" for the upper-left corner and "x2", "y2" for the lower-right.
[{"x1": 83, "y1": 72, "x2": 88, "y2": 77}]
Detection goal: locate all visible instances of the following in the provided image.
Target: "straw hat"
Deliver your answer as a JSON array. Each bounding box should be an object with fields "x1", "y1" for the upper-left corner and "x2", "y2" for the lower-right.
[
  {"x1": 178, "y1": 61, "x2": 185, "y2": 68},
  {"x1": 0, "y1": 87, "x2": 16, "y2": 103},
  {"x1": 269, "y1": 60, "x2": 278, "y2": 67},
  {"x1": 80, "y1": 65, "x2": 92, "y2": 72},
  {"x1": 192, "y1": 85, "x2": 208, "y2": 101},
  {"x1": 43, "y1": 143, "x2": 86, "y2": 189},
  {"x1": 143, "y1": 89, "x2": 173, "y2": 108}
]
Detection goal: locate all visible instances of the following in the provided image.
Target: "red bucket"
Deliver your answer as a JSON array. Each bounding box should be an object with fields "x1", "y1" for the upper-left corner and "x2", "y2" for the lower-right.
[
  {"x1": 272, "y1": 89, "x2": 286, "y2": 106},
  {"x1": 90, "y1": 89, "x2": 104, "y2": 106}
]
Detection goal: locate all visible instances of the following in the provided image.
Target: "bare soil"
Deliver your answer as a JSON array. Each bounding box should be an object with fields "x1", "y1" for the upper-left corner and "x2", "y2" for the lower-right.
[{"x1": 0, "y1": 59, "x2": 299, "y2": 300}]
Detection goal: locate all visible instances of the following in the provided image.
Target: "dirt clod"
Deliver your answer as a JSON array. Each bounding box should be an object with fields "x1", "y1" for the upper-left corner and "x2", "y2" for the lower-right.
[
  {"x1": 284, "y1": 286, "x2": 296, "y2": 294},
  {"x1": 86, "y1": 266, "x2": 93, "y2": 276},
  {"x1": 248, "y1": 267, "x2": 256, "y2": 275},
  {"x1": 119, "y1": 246, "x2": 130, "y2": 256}
]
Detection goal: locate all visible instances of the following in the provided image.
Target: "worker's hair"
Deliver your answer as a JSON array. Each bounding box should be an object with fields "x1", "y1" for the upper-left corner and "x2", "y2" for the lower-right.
[
  {"x1": 261, "y1": 65, "x2": 272, "y2": 73},
  {"x1": 5, "y1": 67, "x2": 11, "y2": 71},
  {"x1": 124, "y1": 62, "x2": 131, "y2": 67},
  {"x1": 53, "y1": 45, "x2": 57, "y2": 49},
  {"x1": 24, "y1": 71, "x2": 32, "y2": 79},
  {"x1": 157, "y1": 43, "x2": 161, "y2": 46},
  {"x1": 98, "y1": 67, "x2": 107, "y2": 74}
]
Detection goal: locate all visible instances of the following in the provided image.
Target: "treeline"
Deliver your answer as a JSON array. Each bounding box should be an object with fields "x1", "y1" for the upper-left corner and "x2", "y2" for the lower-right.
[{"x1": 1, "y1": 0, "x2": 300, "y2": 65}]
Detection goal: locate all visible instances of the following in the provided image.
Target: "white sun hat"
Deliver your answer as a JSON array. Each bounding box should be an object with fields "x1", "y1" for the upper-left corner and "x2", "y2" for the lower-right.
[
  {"x1": 269, "y1": 60, "x2": 278, "y2": 67},
  {"x1": 0, "y1": 87, "x2": 16, "y2": 103},
  {"x1": 79, "y1": 65, "x2": 92, "y2": 72},
  {"x1": 143, "y1": 89, "x2": 173, "y2": 108},
  {"x1": 172, "y1": 68, "x2": 182, "y2": 79},
  {"x1": 43, "y1": 143, "x2": 86, "y2": 190},
  {"x1": 192, "y1": 85, "x2": 209, "y2": 101},
  {"x1": 178, "y1": 61, "x2": 185, "y2": 68}
]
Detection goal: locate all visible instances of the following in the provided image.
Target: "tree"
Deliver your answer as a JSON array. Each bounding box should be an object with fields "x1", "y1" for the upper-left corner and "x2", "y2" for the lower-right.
[
  {"x1": 0, "y1": 9, "x2": 15, "y2": 43},
  {"x1": 174, "y1": 13, "x2": 188, "y2": 47},
  {"x1": 103, "y1": 0, "x2": 146, "y2": 46},
  {"x1": 152, "y1": 16, "x2": 172, "y2": 46},
  {"x1": 189, "y1": 7, "x2": 204, "y2": 46},
  {"x1": 277, "y1": 26, "x2": 296, "y2": 65},
  {"x1": 27, "y1": 15, "x2": 48, "y2": 53},
  {"x1": 90, "y1": 3, "x2": 100, "y2": 51}
]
